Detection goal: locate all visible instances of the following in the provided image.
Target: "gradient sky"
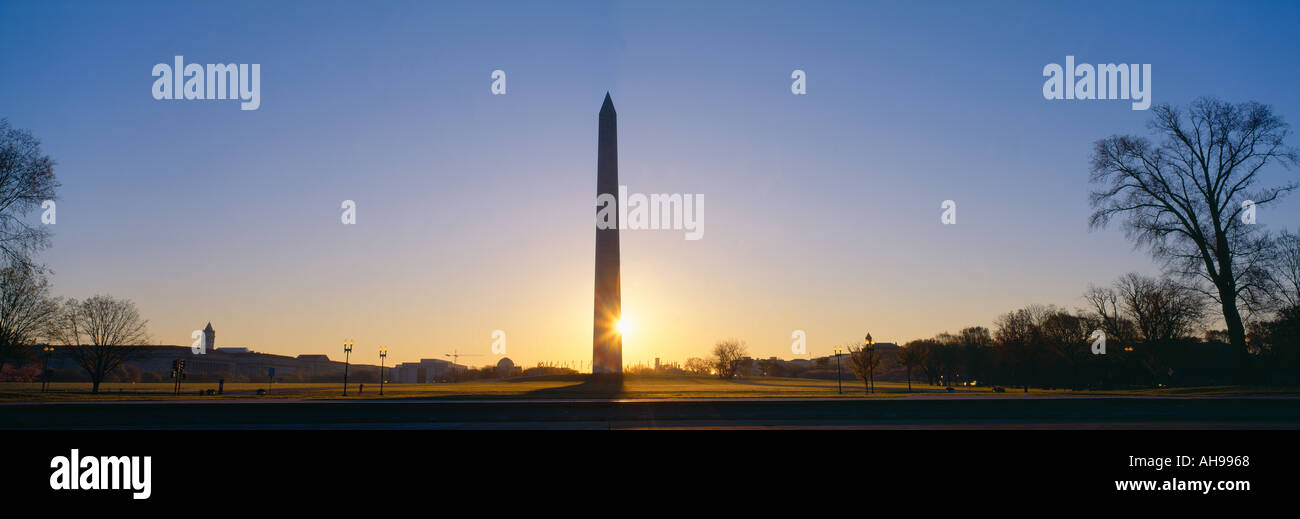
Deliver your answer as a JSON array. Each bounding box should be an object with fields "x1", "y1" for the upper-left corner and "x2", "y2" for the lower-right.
[{"x1": 1, "y1": 0, "x2": 1298, "y2": 368}]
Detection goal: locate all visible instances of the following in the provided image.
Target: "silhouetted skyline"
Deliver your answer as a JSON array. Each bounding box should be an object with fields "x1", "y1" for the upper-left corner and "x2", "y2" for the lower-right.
[{"x1": 1, "y1": 1, "x2": 1298, "y2": 366}]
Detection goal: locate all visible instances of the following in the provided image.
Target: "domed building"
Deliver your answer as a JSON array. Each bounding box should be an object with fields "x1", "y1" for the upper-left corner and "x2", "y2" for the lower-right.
[{"x1": 495, "y1": 357, "x2": 517, "y2": 378}]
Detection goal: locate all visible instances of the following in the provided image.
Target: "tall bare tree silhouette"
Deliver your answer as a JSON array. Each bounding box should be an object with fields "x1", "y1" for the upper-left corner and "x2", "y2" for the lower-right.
[
  {"x1": 1090, "y1": 98, "x2": 1299, "y2": 379},
  {"x1": 0, "y1": 119, "x2": 60, "y2": 271}
]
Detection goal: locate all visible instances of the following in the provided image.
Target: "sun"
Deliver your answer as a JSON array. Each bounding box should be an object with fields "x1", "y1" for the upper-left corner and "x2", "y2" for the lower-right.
[{"x1": 616, "y1": 315, "x2": 635, "y2": 336}]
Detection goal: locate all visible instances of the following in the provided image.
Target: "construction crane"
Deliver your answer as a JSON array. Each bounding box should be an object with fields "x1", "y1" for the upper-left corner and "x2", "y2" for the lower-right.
[{"x1": 443, "y1": 350, "x2": 485, "y2": 382}]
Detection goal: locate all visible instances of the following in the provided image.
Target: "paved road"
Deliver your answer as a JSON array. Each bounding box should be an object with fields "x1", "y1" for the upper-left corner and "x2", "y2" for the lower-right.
[{"x1": 3, "y1": 397, "x2": 1299, "y2": 429}]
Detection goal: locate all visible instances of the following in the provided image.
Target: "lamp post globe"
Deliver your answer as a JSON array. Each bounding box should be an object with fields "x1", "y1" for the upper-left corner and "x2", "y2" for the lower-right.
[
  {"x1": 378, "y1": 346, "x2": 388, "y2": 396},
  {"x1": 342, "y1": 339, "x2": 354, "y2": 396}
]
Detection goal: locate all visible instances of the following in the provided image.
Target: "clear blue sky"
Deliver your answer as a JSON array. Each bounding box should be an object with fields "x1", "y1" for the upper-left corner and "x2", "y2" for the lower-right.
[{"x1": 1, "y1": 0, "x2": 1298, "y2": 366}]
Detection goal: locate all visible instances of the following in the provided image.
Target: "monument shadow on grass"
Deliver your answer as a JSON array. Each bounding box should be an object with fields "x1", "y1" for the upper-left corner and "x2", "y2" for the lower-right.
[{"x1": 520, "y1": 374, "x2": 626, "y2": 399}]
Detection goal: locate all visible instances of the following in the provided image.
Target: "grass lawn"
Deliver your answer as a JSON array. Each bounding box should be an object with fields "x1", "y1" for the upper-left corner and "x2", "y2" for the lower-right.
[{"x1": 1, "y1": 375, "x2": 1296, "y2": 402}]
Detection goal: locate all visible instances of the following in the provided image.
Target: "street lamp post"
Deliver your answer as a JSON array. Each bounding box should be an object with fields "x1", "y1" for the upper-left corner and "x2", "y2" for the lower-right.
[
  {"x1": 865, "y1": 333, "x2": 875, "y2": 394},
  {"x1": 343, "y1": 339, "x2": 353, "y2": 396},
  {"x1": 41, "y1": 345, "x2": 54, "y2": 393},
  {"x1": 378, "y1": 346, "x2": 387, "y2": 396},
  {"x1": 833, "y1": 346, "x2": 843, "y2": 394}
]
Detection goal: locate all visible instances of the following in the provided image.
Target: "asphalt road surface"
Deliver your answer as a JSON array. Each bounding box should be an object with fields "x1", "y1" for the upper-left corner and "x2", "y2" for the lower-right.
[{"x1": 3, "y1": 396, "x2": 1299, "y2": 429}]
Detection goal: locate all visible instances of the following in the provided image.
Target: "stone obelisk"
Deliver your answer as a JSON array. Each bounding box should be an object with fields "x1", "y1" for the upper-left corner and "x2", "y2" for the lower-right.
[{"x1": 593, "y1": 92, "x2": 622, "y2": 374}]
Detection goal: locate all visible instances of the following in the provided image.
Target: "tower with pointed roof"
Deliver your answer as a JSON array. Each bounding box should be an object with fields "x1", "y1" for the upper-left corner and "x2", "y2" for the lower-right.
[
  {"x1": 593, "y1": 93, "x2": 622, "y2": 374},
  {"x1": 203, "y1": 322, "x2": 215, "y2": 353}
]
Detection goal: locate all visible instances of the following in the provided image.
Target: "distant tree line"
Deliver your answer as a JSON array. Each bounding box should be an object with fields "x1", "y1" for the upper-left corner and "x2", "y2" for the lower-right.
[{"x1": 697, "y1": 263, "x2": 1299, "y2": 390}]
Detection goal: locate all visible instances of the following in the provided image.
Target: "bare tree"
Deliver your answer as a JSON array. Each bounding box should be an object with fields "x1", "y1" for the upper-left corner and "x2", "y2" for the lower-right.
[
  {"x1": 47, "y1": 295, "x2": 150, "y2": 393},
  {"x1": 896, "y1": 343, "x2": 922, "y2": 392},
  {"x1": 847, "y1": 342, "x2": 881, "y2": 394},
  {"x1": 711, "y1": 339, "x2": 747, "y2": 380},
  {"x1": 914, "y1": 340, "x2": 939, "y2": 385},
  {"x1": 956, "y1": 326, "x2": 994, "y2": 385},
  {"x1": 684, "y1": 357, "x2": 713, "y2": 376},
  {"x1": 1089, "y1": 98, "x2": 1299, "y2": 377},
  {"x1": 0, "y1": 262, "x2": 57, "y2": 371},
  {"x1": 0, "y1": 119, "x2": 60, "y2": 271},
  {"x1": 931, "y1": 333, "x2": 962, "y2": 386},
  {"x1": 1267, "y1": 230, "x2": 1300, "y2": 309},
  {"x1": 1039, "y1": 310, "x2": 1094, "y2": 390},
  {"x1": 1106, "y1": 274, "x2": 1207, "y2": 386},
  {"x1": 1250, "y1": 304, "x2": 1300, "y2": 379},
  {"x1": 994, "y1": 304, "x2": 1053, "y2": 392},
  {"x1": 1083, "y1": 284, "x2": 1138, "y2": 348},
  {"x1": 1112, "y1": 273, "x2": 1206, "y2": 343},
  {"x1": 957, "y1": 326, "x2": 994, "y2": 347}
]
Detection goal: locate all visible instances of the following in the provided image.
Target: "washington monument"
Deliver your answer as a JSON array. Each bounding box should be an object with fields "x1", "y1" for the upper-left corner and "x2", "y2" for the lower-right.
[{"x1": 593, "y1": 92, "x2": 622, "y2": 374}]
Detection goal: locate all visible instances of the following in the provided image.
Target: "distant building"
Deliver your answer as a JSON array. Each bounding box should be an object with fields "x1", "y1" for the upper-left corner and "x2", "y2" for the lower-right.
[
  {"x1": 24, "y1": 321, "x2": 457, "y2": 385},
  {"x1": 390, "y1": 363, "x2": 419, "y2": 384},
  {"x1": 496, "y1": 357, "x2": 516, "y2": 377},
  {"x1": 419, "y1": 358, "x2": 457, "y2": 381},
  {"x1": 389, "y1": 358, "x2": 465, "y2": 383},
  {"x1": 203, "y1": 322, "x2": 215, "y2": 352},
  {"x1": 31, "y1": 340, "x2": 389, "y2": 384}
]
